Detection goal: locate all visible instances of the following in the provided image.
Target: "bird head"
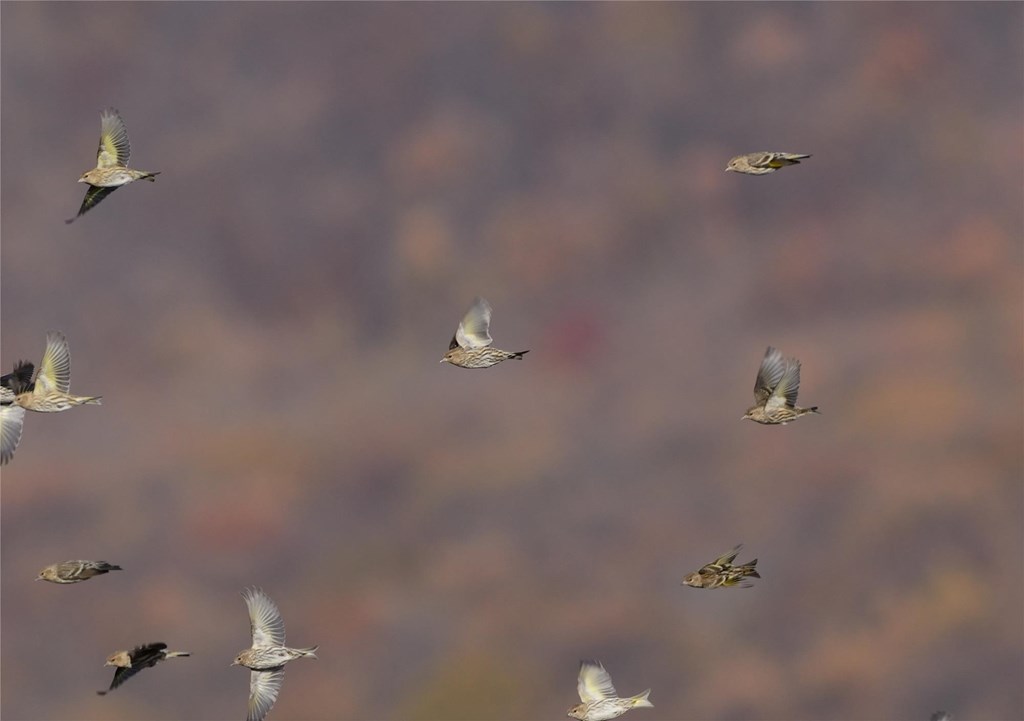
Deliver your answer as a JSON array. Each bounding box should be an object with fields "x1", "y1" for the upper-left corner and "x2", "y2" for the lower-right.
[
  {"x1": 682, "y1": 572, "x2": 703, "y2": 588},
  {"x1": 36, "y1": 567, "x2": 55, "y2": 582},
  {"x1": 567, "y1": 704, "x2": 587, "y2": 720}
]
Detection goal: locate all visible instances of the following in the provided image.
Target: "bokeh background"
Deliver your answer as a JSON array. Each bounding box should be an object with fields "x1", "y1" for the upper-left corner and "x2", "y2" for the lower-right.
[{"x1": 2, "y1": 4, "x2": 1021, "y2": 721}]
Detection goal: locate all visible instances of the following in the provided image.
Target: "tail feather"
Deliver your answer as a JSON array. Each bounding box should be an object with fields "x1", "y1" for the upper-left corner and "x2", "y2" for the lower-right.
[
  {"x1": 83, "y1": 396, "x2": 103, "y2": 405},
  {"x1": 512, "y1": 350, "x2": 530, "y2": 360},
  {"x1": 143, "y1": 172, "x2": 161, "y2": 181},
  {"x1": 166, "y1": 651, "x2": 191, "y2": 658},
  {"x1": 299, "y1": 646, "x2": 318, "y2": 658},
  {"x1": 631, "y1": 689, "x2": 653, "y2": 708}
]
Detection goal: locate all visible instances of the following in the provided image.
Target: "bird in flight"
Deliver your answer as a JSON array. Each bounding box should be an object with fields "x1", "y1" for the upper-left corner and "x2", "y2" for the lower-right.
[
  {"x1": 97, "y1": 642, "x2": 190, "y2": 695},
  {"x1": 742, "y1": 346, "x2": 819, "y2": 425},
  {"x1": 567, "y1": 659, "x2": 653, "y2": 721},
  {"x1": 233, "y1": 588, "x2": 318, "y2": 721},
  {"x1": 440, "y1": 297, "x2": 529, "y2": 369},
  {"x1": 67, "y1": 108, "x2": 159, "y2": 223},
  {"x1": 682, "y1": 544, "x2": 760, "y2": 589},
  {"x1": 2, "y1": 331, "x2": 102, "y2": 412},
  {"x1": 726, "y1": 151, "x2": 811, "y2": 175},
  {"x1": 37, "y1": 560, "x2": 122, "y2": 584}
]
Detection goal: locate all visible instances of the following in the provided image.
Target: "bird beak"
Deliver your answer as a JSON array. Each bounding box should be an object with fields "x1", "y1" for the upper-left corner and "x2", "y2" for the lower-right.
[
  {"x1": 725, "y1": 167, "x2": 732, "y2": 172},
  {"x1": 439, "y1": 358, "x2": 446, "y2": 364},
  {"x1": 77, "y1": 178, "x2": 86, "y2": 183},
  {"x1": 34, "y1": 576, "x2": 42, "y2": 581}
]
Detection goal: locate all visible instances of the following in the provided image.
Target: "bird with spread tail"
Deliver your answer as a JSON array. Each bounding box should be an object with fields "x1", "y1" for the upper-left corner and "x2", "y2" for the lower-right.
[
  {"x1": 726, "y1": 151, "x2": 811, "y2": 175},
  {"x1": 233, "y1": 588, "x2": 318, "y2": 721},
  {"x1": 742, "y1": 346, "x2": 818, "y2": 425},
  {"x1": 682, "y1": 545, "x2": 760, "y2": 589},
  {"x1": 37, "y1": 560, "x2": 122, "y2": 584},
  {"x1": 567, "y1": 660, "x2": 653, "y2": 721},
  {"x1": 2, "y1": 331, "x2": 102, "y2": 413},
  {"x1": 440, "y1": 297, "x2": 529, "y2": 368},
  {"x1": 67, "y1": 108, "x2": 159, "y2": 223},
  {"x1": 97, "y1": 642, "x2": 190, "y2": 695}
]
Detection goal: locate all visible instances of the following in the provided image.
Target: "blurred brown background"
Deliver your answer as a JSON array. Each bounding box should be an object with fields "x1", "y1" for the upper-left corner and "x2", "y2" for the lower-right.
[{"x1": 1, "y1": 3, "x2": 1021, "y2": 721}]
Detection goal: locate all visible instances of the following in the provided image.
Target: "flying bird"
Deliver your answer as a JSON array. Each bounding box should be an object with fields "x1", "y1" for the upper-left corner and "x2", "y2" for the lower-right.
[
  {"x1": 37, "y1": 560, "x2": 122, "y2": 584},
  {"x1": 2, "y1": 331, "x2": 102, "y2": 412},
  {"x1": 233, "y1": 588, "x2": 318, "y2": 721},
  {"x1": 97, "y1": 642, "x2": 190, "y2": 695},
  {"x1": 742, "y1": 346, "x2": 818, "y2": 425},
  {"x1": 440, "y1": 297, "x2": 529, "y2": 369},
  {"x1": 0, "y1": 386, "x2": 26, "y2": 465},
  {"x1": 726, "y1": 151, "x2": 811, "y2": 175},
  {"x1": 567, "y1": 660, "x2": 653, "y2": 721},
  {"x1": 67, "y1": 108, "x2": 159, "y2": 223},
  {"x1": 682, "y1": 545, "x2": 760, "y2": 589}
]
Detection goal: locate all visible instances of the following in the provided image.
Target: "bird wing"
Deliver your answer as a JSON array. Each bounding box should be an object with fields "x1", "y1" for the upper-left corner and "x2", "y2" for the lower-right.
[
  {"x1": 97, "y1": 108, "x2": 131, "y2": 168},
  {"x1": 765, "y1": 357, "x2": 802, "y2": 411},
  {"x1": 248, "y1": 669, "x2": 285, "y2": 721},
  {"x1": 578, "y1": 660, "x2": 617, "y2": 703},
  {"x1": 454, "y1": 297, "x2": 494, "y2": 349},
  {"x1": 2, "y1": 362, "x2": 36, "y2": 394},
  {"x1": 67, "y1": 185, "x2": 119, "y2": 224},
  {"x1": 244, "y1": 588, "x2": 286, "y2": 648},
  {"x1": 0, "y1": 402, "x2": 26, "y2": 465},
  {"x1": 104, "y1": 644, "x2": 166, "y2": 692},
  {"x1": 710, "y1": 545, "x2": 742, "y2": 568},
  {"x1": 753, "y1": 347, "x2": 786, "y2": 405},
  {"x1": 35, "y1": 332, "x2": 72, "y2": 394}
]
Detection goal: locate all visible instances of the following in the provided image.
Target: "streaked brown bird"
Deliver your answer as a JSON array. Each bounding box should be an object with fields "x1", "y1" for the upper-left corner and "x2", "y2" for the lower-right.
[
  {"x1": 37, "y1": 560, "x2": 122, "y2": 584},
  {"x1": 67, "y1": 108, "x2": 159, "y2": 223},
  {"x1": 0, "y1": 386, "x2": 26, "y2": 465},
  {"x1": 726, "y1": 151, "x2": 811, "y2": 175},
  {"x1": 233, "y1": 588, "x2": 318, "y2": 721},
  {"x1": 567, "y1": 659, "x2": 653, "y2": 721},
  {"x1": 742, "y1": 346, "x2": 818, "y2": 425},
  {"x1": 440, "y1": 297, "x2": 529, "y2": 369},
  {"x1": 97, "y1": 642, "x2": 190, "y2": 695},
  {"x1": 2, "y1": 331, "x2": 102, "y2": 412},
  {"x1": 682, "y1": 544, "x2": 760, "y2": 589}
]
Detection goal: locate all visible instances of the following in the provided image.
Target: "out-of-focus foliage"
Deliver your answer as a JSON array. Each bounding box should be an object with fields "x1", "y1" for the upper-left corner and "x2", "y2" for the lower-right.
[{"x1": 1, "y1": 3, "x2": 1021, "y2": 720}]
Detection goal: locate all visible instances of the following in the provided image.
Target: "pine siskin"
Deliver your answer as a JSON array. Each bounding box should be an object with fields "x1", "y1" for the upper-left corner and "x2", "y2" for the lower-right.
[
  {"x1": 233, "y1": 588, "x2": 318, "y2": 721},
  {"x1": 2, "y1": 332, "x2": 102, "y2": 412},
  {"x1": 682, "y1": 545, "x2": 760, "y2": 589},
  {"x1": 0, "y1": 386, "x2": 26, "y2": 465},
  {"x1": 97, "y1": 642, "x2": 190, "y2": 695},
  {"x1": 36, "y1": 560, "x2": 122, "y2": 584},
  {"x1": 725, "y1": 152, "x2": 811, "y2": 175},
  {"x1": 440, "y1": 296, "x2": 529, "y2": 369},
  {"x1": 67, "y1": 108, "x2": 159, "y2": 223},
  {"x1": 742, "y1": 346, "x2": 818, "y2": 425},
  {"x1": 567, "y1": 660, "x2": 653, "y2": 721}
]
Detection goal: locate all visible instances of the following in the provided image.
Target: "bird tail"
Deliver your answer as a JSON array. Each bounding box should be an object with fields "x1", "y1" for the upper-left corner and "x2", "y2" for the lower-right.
[
  {"x1": 142, "y1": 172, "x2": 161, "y2": 181},
  {"x1": 806, "y1": 406, "x2": 820, "y2": 414},
  {"x1": 165, "y1": 651, "x2": 191, "y2": 658},
  {"x1": 511, "y1": 350, "x2": 530, "y2": 360},
  {"x1": 99, "y1": 562, "x2": 123, "y2": 572},
  {"x1": 740, "y1": 559, "x2": 760, "y2": 579},
  {"x1": 297, "y1": 646, "x2": 318, "y2": 658},
  {"x1": 784, "y1": 153, "x2": 812, "y2": 161},
  {"x1": 630, "y1": 689, "x2": 653, "y2": 708},
  {"x1": 81, "y1": 396, "x2": 103, "y2": 405}
]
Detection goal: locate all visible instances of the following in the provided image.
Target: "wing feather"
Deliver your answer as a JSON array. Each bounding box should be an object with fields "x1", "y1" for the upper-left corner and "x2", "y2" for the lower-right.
[
  {"x1": 244, "y1": 588, "x2": 286, "y2": 648},
  {"x1": 248, "y1": 669, "x2": 285, "y2": 721},
  {"x1": 577, "y1": 660, "x2": 618, "y2": 703},
  {"x1": 36, "y1": 332, "x2": 72, "y2": 394},
  {"x1": 753, "y1": 347, "x2": 786, "y2": 406},
  {"x1": 454, "y1": 297, "x2": 493, "y2": 349},
  {"x1": 97, "y1": 108, "x2": 131, "y2": 168}
]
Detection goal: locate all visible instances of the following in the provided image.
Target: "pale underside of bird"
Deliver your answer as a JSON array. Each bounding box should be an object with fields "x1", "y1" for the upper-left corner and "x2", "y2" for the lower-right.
[
  {"x1": 67, "y1": 107, "x2": 159, "y2": 223},
  {"x1": 568, "y1": 659, "x2": 653, "y2": 721},
  {"x1": 233, "y1": 587, "x2": 318, "y2": 721},
  {"x1": 0, "y1": 332, "x2": 101, "y2": 464},
  {"x1": 36, "y1": 559, "x2": 122, "y2": 583},
  {"x1": 682, "y1": 544, "x2": 761, "y2": 589},
  {"x1": 97, "y1": 642, "x2": 190, "y2": 695},
  {"x1": 440, "y1": 296, "x2": 530, "y2": 369},
  {"x1": 742, "y1": 346, "x2": 819, "y2": 425},
  {"x1": 725, "y1": 151, "x2": 811, "y2": 175}
]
